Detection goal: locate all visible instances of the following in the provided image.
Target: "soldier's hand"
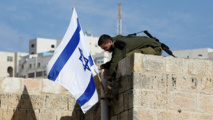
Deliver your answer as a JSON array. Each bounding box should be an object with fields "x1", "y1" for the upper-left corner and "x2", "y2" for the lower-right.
[{"x1": 96, "y1": 64, "x2": 102, "y2": 70}]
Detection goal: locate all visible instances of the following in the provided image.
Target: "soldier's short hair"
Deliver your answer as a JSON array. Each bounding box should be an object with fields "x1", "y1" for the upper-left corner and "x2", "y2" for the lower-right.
[{"x1": 98, "y1": 34, "x2": 112, "y2": 46}]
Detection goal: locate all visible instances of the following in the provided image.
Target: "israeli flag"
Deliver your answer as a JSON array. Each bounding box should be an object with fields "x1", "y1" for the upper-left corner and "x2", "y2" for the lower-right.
[{"x1": 47, "y1": 8, "x2": 98, "y2": 113}]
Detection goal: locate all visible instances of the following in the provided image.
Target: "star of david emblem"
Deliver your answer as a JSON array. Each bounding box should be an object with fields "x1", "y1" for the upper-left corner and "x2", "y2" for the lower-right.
[{"x1": 78, "y1": 48, "x2": 91, "y2": 71}]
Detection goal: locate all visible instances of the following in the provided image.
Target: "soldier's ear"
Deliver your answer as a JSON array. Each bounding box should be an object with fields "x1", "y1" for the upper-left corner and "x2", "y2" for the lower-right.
[{"x1": 108, "y1": 40, "x2": 113, "y2": 44}]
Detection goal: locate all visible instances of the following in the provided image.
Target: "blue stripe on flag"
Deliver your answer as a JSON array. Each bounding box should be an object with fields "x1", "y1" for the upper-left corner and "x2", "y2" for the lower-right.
[
  {"x1": 48, "y1": 18, "x2": 81, "y2": 81},
  {"x1": 88, "y1": 55, "x2": 94, "y2": 66},
  {"x1": 77, "y1": 75, "x2": 96, "y2": 107}
]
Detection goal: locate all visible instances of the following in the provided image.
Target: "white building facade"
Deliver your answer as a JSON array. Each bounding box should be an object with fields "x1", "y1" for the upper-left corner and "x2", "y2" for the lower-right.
[
  {"x1": 173, "y1": 48, "x2": 213, "y2": 61},
  {"x1": 0, "y1": 52, "x2": 28, "y2": 78},
  {"x1": 18, "y1": 35, "x2": 111, "y2": 78}
]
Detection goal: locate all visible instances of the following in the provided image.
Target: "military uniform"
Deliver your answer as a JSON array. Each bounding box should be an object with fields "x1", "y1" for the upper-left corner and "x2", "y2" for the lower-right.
[{"x1": 100, "y1": 35, "x2": 162, "y2": 81}]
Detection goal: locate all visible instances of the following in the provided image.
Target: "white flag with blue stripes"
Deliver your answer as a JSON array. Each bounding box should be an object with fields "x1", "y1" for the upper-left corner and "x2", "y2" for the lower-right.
[{"x1": 46, "y1": 8, "x2": 98, "y2": 113}]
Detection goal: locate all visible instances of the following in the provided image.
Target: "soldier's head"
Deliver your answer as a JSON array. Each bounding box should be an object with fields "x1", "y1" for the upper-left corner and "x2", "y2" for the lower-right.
[{"x1": 98, "y1": 34, "x2": 113, "y2": 52}]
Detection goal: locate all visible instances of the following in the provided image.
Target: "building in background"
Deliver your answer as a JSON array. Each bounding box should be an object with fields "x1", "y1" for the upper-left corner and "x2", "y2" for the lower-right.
[
  {"x1": 16, "y1": 34, "x2": 111, "y2": 78},
  {"x1": 0, "y1": 52, "x2": 28, "y2": 78},
  {"x1": 173, "y1": 48, "x2": 213, "y2": 61},
  {"x1": 29, "y1": 38, "x2": 58, "y2": 54}
]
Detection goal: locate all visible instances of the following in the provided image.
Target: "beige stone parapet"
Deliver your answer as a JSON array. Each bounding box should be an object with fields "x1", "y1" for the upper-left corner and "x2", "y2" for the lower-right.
[{"x1": 111, "y1": 53, "x2": 213, "y2": 120}]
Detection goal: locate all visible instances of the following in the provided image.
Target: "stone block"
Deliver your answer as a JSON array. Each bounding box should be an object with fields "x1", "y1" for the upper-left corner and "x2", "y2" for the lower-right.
[
  {"x1": 133, "y1": 73, "x2": 154, "y2": 89},
  {"x1": 123, "y1": 90, "x2": 133, "y2": 110},
  {"x1": 174, "y1": 112, "x2": 192, "y2": 120},
  {"x1": 0, "y1": 94, "x2": 20, "y2": 108},
  {"x1": 40, "y1": 109, "x2": 57, "y2": 120},
  {"x1": 133, "y1": 108, "x2": 155, "y2": 120},
  {"x1": 199, "y1": 95, "x2": 213, "y2": 113},
  {"x1": 23, "y1": 78, "x2": 40, "y2": 92},
  {"x1": 68, "y1": 96, "x2": 78, "y2": 111},
  {"x1": 156, "y1": 111, "x2": 173, "y2": 120},
  {"x1": 44, "y1": 95, "x2": 69, "y2": 111},
  {"x1": 28, "y1": 95, "x2": 44, "y2": 109},
  {"x1": 119, "y1": 75, "x2": 133, "y2": 93},
  {"x1": 192, "y1": 113, "x2": 213, "y2": 120},
  {"x1": 169, "y1": 75, "x2": 198, "y2": 92},
  {"x1": 41, "y1": 79, "x2": 63, "y2": 94},
  {"x1": 199, "y1": 77, "x2": 213, "y2": 94},
  {"x1": 118, "y1": 54, "x2": 134, "y2": 76},
  {"x1": 120, "y1": 111, "x2": 128, "y2": 120},
  {"x1": 111, "y1": 93, "x2": 124, "y2": 115},
  {"x1": 133, "y1": 89, "x2": 149, "y2": 108},
  {"x1": 133, "y1": 53, "x2": 144, "y2": 72},
  {"x1": 151, "y1": 73, "x2": 168, "y2": 90},
  {"x1": 149, "y1": 91, "x2": 169, "y2": 109},
  {"x1": 166, "y1": 57, "x2": 188, "y2": 74},
  {"x1": 2, "y1": 108, "x2": 14, "y2": 120},
  {"x1": 170, "y1": 93, "x2": 196, "y2": 111},
  {"x1": 143, "y1": 55, "x2": 165, "y2": 72},
  {"x1": 0, "y1": 109, "x2": 2, "y2": 120},
  {"x1": 1, "y1": 78, "x2": 21, "y2": 93},
  {"x1": 188, "y1": 59, "x2": 213, "y2": 76}
]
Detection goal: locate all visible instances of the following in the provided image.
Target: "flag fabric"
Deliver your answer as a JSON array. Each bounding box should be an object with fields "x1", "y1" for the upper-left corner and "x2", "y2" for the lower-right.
[{"x1": 46, "y1": 8, "x2": 98, "y2": 113}]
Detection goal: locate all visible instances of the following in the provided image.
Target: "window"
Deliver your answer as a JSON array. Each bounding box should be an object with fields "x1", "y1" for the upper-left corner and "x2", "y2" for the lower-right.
[
  {"x1": 7, "y1": 56, "x2": 13, "y2": 62},
  {"x1": 29, "y1": 64, "x2": 32, "y2": 68},
  {"x1": 31, "y1": 52, "x2": 34, "y2": 54},
  {"x1": 198, "y1": 54, "x2": 203, "y2": 57},
  {"x1": 28, "y1": 73, "x2": 35, "y2": 78},
  {"x1": 36, "y1": 71, "x2": 43, "y2": 77},
  {"x1": 51, "y1": 45, "x2": 55, "y2": 48},
  {"x1": 37, "y1": 63, "x2": 40, "y2": 67},
  {"x1": 31, "y1": 44, "x2": 34, "y2": 48},
  {"x1": 22, "y1": 65, "x2": 24, "y2": 69}
]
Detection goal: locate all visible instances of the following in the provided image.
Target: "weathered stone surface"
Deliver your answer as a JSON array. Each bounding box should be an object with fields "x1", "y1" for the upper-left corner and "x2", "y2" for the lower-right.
[
  {"x1": 119, "y1": 75, "x2": 133, "y2": 93},
  {"x1": 0, "y1": 94, "x2": 20, "y2": 108},
  {"x1": 156, "y1": 111, "x2": 173, "y2": 120},
  {"x1": 40, "y1": 109, "x2": 56, "y2": 120},
  {"x1": 133, "y1": 89, "x2": 149, "y2": 108},
  {"x1": 199, "y1": 95, "x2": 213, "y2": 113},
  {"x1": 23, "y1": 78, "x2": 40, "y2": 92},
  {"x1": 174, "y1": 112, "x2": 191, "y2": 120},
  {"x1": 149, "y1": 91, "x2": 169, "y2": 109},
  {"x1": 2, "y1": 108, "x2": 14, "y2": 120},
  {"x1": 143, "y1": 55, "x2": 165, "y2": 72},
  {"x1": 166, "y1": 57, "x2": 188, "y2": 74},
  {"x1": 169, "y1": 75, "x2": 198, "y2": 92},
  {"x1": 42, "y1": 79, "x2": 63, "y2": 94},
  {"x1": 120, "y1": 110, "x2": 128, "y2": 120},
  {"x1": 117, "y1": 54, "x2": 134, "y2": 76},
  {"x1": 192, "y1": 113, "x2": 213, "y2": 120},
  {"x1": 188, "y1": 59, "x2": 213, "y2": 76},
  {"x1": 123, "y1": 90, "x2": 133, "y2": 110},
  {"x1": 133, "y1": 73, "x2": 154, "y2": 89},
  {"x1": 133, "y1": 109, "x2": 155, "y2": 120},
  {"x1": 44, "y1": 95, "x2": 68, "y2": 110},
  {"x1": 1, "y1": 78, "x2": 21, "y2": 93},
  {"x1": 170, "y1": 93, "x2": 196, "y2": 111},
  {"x1": 199, "y1": 77, "x2": 213, "y2": 94},
  {"x1": 133, "y1": 53, "x2": 144, "y2": 73}
]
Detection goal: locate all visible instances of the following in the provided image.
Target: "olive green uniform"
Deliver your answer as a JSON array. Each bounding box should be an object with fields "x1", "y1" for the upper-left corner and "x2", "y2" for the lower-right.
[{"x1": 101, "y1": 35, "x2": 162, "y2": 81}]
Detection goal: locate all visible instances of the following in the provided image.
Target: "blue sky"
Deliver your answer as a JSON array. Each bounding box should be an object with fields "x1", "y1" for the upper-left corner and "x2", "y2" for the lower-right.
[{"x1": 0, "y1": 0, "x2": 212, "y2": 53}]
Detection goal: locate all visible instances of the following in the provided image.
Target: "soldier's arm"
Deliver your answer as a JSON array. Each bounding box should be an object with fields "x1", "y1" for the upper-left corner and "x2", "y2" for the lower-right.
[
  {"x1": 107, "y1": 48, "x2": 123, "y2": 82},
  {"x1": 100, "y1": 60, "x2": 111, "y2": 69}
]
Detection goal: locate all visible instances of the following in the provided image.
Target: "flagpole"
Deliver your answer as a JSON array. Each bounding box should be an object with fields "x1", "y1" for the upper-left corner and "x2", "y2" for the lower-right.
[{"x1": 96, "y1": 71, "x2": 110, "y2": 105}]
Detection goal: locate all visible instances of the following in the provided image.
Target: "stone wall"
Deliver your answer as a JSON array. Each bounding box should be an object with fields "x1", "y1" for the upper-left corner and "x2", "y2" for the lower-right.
[
  {"x1": 0, "y1": 77, "x2": 101, "y2": 120},
  {"x1": 0, "y1": 53, "x2": 213, "y2": 120},
  {"x1": 109, "y1": 53, "x2": 213, "y2": 120}
]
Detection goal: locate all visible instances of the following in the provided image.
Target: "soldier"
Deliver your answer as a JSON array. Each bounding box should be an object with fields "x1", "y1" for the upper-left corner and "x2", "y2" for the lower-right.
[{"x1": 98, "y1": 34, "x2": 162, "y2": 83}]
